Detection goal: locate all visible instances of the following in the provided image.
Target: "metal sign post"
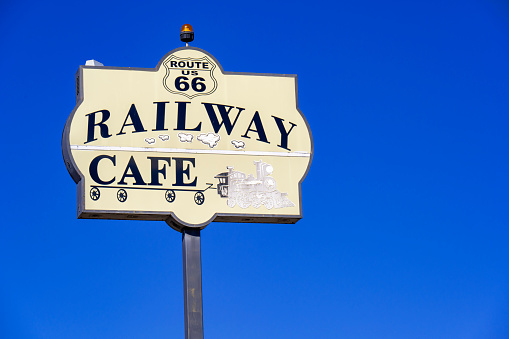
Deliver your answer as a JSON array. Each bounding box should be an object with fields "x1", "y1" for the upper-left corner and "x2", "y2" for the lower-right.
[{"x1": 182, "y1": 228, "x2": 204, "y2": 339}]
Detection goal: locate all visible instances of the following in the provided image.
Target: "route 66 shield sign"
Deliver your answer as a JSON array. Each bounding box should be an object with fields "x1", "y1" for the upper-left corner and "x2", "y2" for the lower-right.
[
  {"x1": 162, "y1": 55, "x2": 218, "y2": 99},
  {"x1": 62, "y1": 47, "x2": 313, "y2": 231}
]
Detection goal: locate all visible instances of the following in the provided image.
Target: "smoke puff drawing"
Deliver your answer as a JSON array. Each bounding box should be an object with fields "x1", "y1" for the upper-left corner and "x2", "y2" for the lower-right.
[
  {"x1": 197, "y1": 133, "x2": 220, "y2": 148},
  {"x1": 144, "y1": 138, "x2": 156, "y2": 144},
  {"x1": 158, "y1": 134, "x2": 170, "y2": 141},
  {"x1": 178, "y1": 133, "x2": 194, "y2": 143},
  {"x1": 231, "y1": 140, "x2": 245, "y2": 149}
]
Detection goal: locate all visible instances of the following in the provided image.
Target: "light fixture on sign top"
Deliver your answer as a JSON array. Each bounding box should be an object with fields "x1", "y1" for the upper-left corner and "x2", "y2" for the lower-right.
[{"x1": 180, "y1": 24, "x2": 194, "y2": 46}]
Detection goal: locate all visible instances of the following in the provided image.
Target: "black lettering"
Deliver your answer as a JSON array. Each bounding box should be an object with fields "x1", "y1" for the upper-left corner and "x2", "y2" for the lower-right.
[
  {"x1": 202, "y1": 103, "x2": 244, "y2": 135},
  {"x1": 272, "y1": 116, "x2": 297, "y2": 151},
  {"x1": 178, "y1": 61, "x2": 186, "y2": 67},
  {"x1": 117, "y1": 104, "x2": 147, "y2": 135},
  {"x1": 118, "y1": 156, "x2": 146, "y2": 185},
  {"x1": 174, "y1": 101, "x2": 202, "y2": 131},
  {"x1": 89, "y1": 155, "x2": 115, "y2": 185},
  {"x1": 148, "y1": 157, "x2": 172, "y2": 186},
  {"x1": 195, "y1": 62, "x2": 201, "y2": 68},
  {"x1": 173, "y1": 158, "x2": 197, "y2": 187},
  {"x1": 203, "y1": 62, "x2": 209, "y2": 69},
  {"x1": 241, "y1": 111, "x2": 269, "y2": 143},
  {"x1": 153, "y1": 102, "x2": 169, "y2": 131},
  {"x1": 85, "y1": 110, "x2": 112, "y2": 143},
  {"x1": 170, "y1": 61, "x2": 177, "y2": 67}
]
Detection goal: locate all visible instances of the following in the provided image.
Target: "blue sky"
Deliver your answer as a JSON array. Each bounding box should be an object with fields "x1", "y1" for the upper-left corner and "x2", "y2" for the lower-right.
[{"x1": 1, "y1": 0, "x2": 509, "y2": 338}]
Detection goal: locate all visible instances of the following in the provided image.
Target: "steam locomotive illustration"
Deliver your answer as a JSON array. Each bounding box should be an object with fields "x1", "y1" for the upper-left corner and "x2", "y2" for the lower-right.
[{"x1": 214, "y1": 160, "x2": 295, "y2": 209}]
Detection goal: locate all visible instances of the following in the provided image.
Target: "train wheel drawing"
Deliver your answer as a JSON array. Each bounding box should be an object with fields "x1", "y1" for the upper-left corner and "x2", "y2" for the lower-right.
[
  {"x1": 117, "y1": 189, "x2": 127, "y2": 202},
  {"x1": 237, "y1": 192, "x2": 250, "y2": 209},
  {"x1": 90, "y1": 187, "x2": 100, "y2": 201},
  {"x1": 165, "y1": 189, "x2": 176, "y2": 203},
  {"x1": 263, "y1": 198, "x2": 274, "y2": 209},
  {"x1": 194, "y1": 192, "x2": 205, "y2": 205},
  {"x1": 252, "y1": 199, "x2": 261, "y2": 208},
  {"x1": 227, "y1": 198, "x2": 236, "y2": 208}
]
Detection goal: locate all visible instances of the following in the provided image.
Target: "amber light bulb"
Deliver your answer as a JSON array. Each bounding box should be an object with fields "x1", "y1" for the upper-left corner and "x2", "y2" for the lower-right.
[
  {"x1": 181, "y1": 24, "x2": 193, "y2": 32},
  {"x1": 180, "y1": 24, "x2": 194, "y2": 43}
]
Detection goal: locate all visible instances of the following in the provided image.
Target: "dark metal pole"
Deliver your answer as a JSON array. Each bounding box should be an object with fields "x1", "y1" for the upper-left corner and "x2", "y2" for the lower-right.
[{"x1": 182, "y1": 228, "x2": 204, "y2": 339}]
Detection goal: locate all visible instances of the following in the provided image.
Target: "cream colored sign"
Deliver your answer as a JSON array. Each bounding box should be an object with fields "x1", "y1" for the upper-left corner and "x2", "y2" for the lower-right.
[{"x1": 62, "y1": 47, "x2": 313, "y2": 229}]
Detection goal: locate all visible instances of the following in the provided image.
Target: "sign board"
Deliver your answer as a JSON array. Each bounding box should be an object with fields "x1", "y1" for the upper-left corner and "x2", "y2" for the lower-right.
[{"x1": 62, "y1": 47, "x2": 313, "y2": 230}]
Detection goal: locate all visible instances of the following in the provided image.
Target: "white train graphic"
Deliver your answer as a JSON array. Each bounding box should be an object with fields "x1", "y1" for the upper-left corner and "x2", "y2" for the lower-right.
[{"x1": 214, "y1": 160, "x2": 295, "y2": 209}]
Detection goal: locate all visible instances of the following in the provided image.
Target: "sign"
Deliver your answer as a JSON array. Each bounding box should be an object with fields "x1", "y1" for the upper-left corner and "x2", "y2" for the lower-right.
[{"x1": 62, "y1": 47, "x2": 313, "y2": 230}]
